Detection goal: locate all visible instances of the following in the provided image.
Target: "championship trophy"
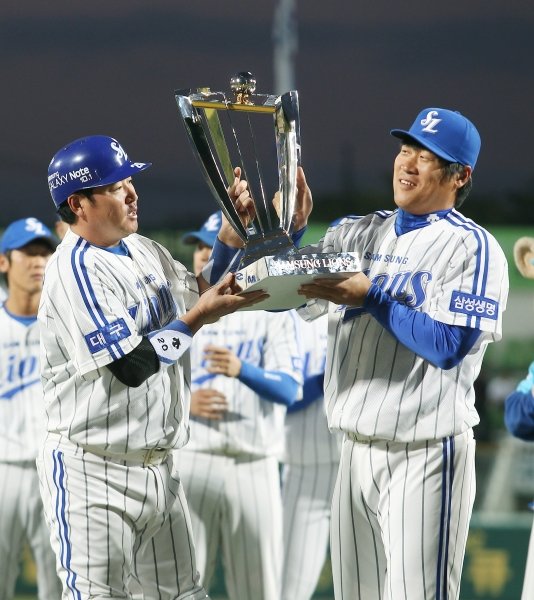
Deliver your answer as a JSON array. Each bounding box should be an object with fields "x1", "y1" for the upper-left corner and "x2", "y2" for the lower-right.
[{"x1": 175, "y1": 72, "x2": 360, "y2": 310}]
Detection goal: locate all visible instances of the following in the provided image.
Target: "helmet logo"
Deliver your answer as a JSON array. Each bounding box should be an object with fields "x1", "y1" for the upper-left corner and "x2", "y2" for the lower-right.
[
  {"x1": 110, "y1": 140, "x2": 128, "y2": 162},
  {"x1": 420, "y1": 110, "x2": 441, "y2": 134}
]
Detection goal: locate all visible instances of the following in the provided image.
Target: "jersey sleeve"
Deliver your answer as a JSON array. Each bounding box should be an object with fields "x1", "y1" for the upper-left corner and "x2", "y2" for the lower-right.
[
  {"x1": 45, "y1": 252, "x2": 142, "y2": 376},
  {"x1": 429, "y1": 229, "x2": 509, "y2": 339},
  {"x1": 149, "y1": 240, "x2": 199, "y2": 311}
]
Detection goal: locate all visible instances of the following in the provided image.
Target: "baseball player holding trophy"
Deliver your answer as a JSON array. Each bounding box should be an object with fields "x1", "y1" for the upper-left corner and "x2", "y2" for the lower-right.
[
  {"x1": 38, "y1": 135, "x2": 267, "y2": 599},
  {"x1": 175, "y1": 77, "x2": 509, "y2": 599}
]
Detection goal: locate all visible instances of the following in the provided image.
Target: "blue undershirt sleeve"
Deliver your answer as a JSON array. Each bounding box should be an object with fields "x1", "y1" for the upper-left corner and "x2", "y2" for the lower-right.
[
  {"x1": 201, "y1": 237, "x2": 244, "y2": 284},
  {"x1": 363, "y1": 283, "x2": 481, "y2": 370},
  {"x1": 504, "y1": 391, "x2": 534, "y2": 441},
  {"x1": 238, "y1": 361, "x2": 300, "y2": 406},
  {"x1": 287, "y1": 372, "x2": 324, "y2": 413},
  {"x1": 291, "y1": 226, "x2": 307, "y2": 248}
]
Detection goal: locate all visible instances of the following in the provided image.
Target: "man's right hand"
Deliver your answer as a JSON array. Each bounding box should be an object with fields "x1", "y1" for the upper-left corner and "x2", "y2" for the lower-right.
[
  {"x1": 190, "y1": 389, "x2": 228, "y2": 420},
  {"x1": 218, "y1": 166, "x2": 255, "y2": 248},
  {"x1": 272, "y1": 166, "x2": 313, "y2": 232},
  {"x1": 181, "y1": 273, "x2": 268, "y2": 333}
]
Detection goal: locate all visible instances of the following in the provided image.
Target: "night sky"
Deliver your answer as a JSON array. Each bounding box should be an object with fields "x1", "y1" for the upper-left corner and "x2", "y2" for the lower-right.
[{"x1": 1, "y1": 0, "x2": 533, "y2": 229}]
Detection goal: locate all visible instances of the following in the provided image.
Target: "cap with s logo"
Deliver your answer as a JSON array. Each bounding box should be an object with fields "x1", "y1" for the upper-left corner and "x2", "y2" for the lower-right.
[
  {"x1": 181, "y1": 211, "x2": 222, "y2": 247},
  {"x1": 390, "y1": 107, "x2": 481, "y2": 169},
  {"x1": 0, "y1": 218, "x2": 58, "y2": 253}
]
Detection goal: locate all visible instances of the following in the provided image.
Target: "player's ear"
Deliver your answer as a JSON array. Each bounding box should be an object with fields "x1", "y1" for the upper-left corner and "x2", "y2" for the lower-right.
[
  {"x1": 455, "y1": 166, "x2": 472, "y2": 190},
  {"x1": 67, "y1": 193, "x2": 86, "y2": 218},
  {"x1": 0, "y1": 253, "x2": 9, "y2": 274}
]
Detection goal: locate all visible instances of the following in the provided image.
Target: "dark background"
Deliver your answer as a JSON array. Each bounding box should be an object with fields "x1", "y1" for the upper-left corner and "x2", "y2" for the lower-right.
[{"x1": 1, "y1": 0, "x2": 534, "y2": 229}]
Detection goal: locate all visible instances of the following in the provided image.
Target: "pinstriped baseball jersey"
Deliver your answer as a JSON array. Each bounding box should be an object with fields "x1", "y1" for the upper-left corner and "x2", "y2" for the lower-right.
[
  {"x1": 186, "y1": 310, "x2": 302, "y2": 457},
  {"x1": 300, "y1": 210, "x2": 508, "y2": 442},
  {"x1": 38, "y1": 228, "x2": 199, "y2": 454},
  {"x1": 281, "y1": 314, "x2": 340, "y2": 600},
  {"x1": 0, "y1": 308, "x2": 45, "y2": 462},
  {"x1": 282, "y1": 314, "x2": 340, "y2": 465}
]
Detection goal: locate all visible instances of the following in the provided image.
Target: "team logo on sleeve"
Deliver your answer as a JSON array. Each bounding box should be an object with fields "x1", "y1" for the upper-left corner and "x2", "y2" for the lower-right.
[
  {"x1": 85, "y1": 318, "x2": 131, "y2": 353},
  {"x1": 449, "y1": 291, "x2": 498, "y2": 320}
]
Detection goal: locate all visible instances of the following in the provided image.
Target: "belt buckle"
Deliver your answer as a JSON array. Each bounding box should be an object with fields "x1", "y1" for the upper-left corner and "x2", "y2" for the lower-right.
[{"x1": 143, "y1": 447, "x2": 167, "y2": 467}]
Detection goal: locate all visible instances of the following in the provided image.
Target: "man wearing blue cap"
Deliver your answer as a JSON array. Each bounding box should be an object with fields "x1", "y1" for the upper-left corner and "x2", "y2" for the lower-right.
[
  {"x1": 174, "y1": 212, "x2": 302, "y2": 600},
  {"x1": 0, "y1": 218, "x2": 62, "y2": 600},
  {"x1": 296, "y1": 108, "x2": 510, "y2": 600},
  {"x1": 210, "y1": 108, "x2": 510, "y2": 599}
]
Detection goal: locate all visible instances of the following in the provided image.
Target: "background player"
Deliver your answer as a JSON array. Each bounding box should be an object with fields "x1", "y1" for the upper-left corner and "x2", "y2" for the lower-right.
[
  {"x1": 0, "y1": 218, "x2": 62, "y2": 600},
  {"x1": 177, "y1": 211, "x2": 302, "y2": 600},
  {"x1": 38, "y1": 136, "x2": 266, "y2": 600},
  {"x1": 208, "y1": 108, "x2": 509, "y2": 599},
  {"x1": 504, "y1": 362, "x2": 534, "y2": 600},
  {"x1": 281, "y1": 311, "x2": 341, "y2": 600}
]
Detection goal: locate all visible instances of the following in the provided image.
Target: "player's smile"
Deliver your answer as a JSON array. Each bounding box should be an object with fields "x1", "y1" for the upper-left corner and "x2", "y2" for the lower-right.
[{"x1": 393, "y1": 144, "x2": 456, "y2": 215}]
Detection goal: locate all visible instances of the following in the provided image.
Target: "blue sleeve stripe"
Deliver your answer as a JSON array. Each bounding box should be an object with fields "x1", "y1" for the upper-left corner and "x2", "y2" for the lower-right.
[
  {"x1": 445, "y1": 212, "x2": 490, "y2": 328},
  {"x1": 167, "y1": 319, "x2": 193, "y2": 337},
  {"x1": 71, "y1": 239, "x2": 122, "y2": 359},
  {"x1": 374, "y1": 210, "x2": 394, "y2": 219}
]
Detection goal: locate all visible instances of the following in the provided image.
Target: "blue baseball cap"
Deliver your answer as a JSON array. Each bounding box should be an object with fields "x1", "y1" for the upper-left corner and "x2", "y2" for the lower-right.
[
  {"x1": 181, "y1": 211, "x2": 222, "y2": 247},
  {"x1": 0, "y1": 217, "x2": 58, "y2": 254},
  {"x1": 390, "y1": 108, "x2": 481, "y2": 169}
]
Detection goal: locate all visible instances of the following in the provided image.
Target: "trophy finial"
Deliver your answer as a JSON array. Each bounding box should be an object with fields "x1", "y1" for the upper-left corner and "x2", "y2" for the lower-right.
[{"x1": 230, "y1": 71, "x2": 256, "y2": 104}]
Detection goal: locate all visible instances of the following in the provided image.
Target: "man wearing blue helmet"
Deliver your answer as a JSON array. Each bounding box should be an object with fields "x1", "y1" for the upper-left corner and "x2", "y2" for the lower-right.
[
  {"x1": 210, "y1": 108, "x2": 510, "y2": 600},
  {"x1": 37, "y1": 135, "x2": 267, "y2": 600}
]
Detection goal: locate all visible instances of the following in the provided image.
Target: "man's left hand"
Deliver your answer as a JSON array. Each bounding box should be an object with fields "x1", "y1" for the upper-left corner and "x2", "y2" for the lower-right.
[{"x1": 299, "y1": 272, "x2": 372, "y2": 306}]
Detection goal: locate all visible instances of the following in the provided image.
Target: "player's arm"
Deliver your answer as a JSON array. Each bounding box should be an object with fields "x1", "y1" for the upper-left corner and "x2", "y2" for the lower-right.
[
  {"x1": 204, "y1": 345, "x2": 300, "y2": 406},
  {"x1": 363, "y1": 283, "x2": 480, "y2": 369},
  {"x1": 107, "y1": 274, "x2": 267, "y2": 387},
  {"x1": 287, "y1": 372, "x2": 324, "y2": 413},
  {"x1": 300, "y1": 275, "x2": 480, "y2": 369},
  {"x1": 504, "y1": 363, "x2": 534, "y2": 441},
  {"x1": 199, "y1": 167, "x2": 313, "y2": 287}
]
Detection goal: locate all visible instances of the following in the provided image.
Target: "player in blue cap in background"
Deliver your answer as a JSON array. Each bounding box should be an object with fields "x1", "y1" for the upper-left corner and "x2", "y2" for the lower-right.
[
  {"x1": 504, "y1": 363, "x2": 534, "y2": 599},
  {"x1": 176, "y1": 211, "x2": 303, "y2": 600},
  {"x1": 0, "y1": 218, "x2": 62, "y2": 600}
]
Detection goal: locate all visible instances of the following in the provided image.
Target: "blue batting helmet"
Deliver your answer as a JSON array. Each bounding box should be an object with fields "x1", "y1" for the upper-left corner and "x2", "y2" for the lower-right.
[{"x1": 47, "y1": 135, "x2": 152, "y2": 208}]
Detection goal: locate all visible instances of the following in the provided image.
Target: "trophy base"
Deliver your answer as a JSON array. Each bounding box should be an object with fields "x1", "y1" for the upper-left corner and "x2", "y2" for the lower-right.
[{"x1": 235, "y1": 252, "x2": 361, "y2": 311}]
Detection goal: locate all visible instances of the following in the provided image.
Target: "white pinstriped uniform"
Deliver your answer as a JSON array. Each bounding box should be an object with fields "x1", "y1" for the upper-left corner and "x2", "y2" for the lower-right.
[
  {"x1": 299, "y1": 211, "x2": 509, "y2": 599},
  {"x1": 281, "y1": 314, "x2": 341, "y2": 600},
  {"x1": 175, "y1": 310, "x2": 302, "y2": 600},
  {"x1": 0, "y1": 307, "x2": 62, "y2": 600},
  {"x1": 37, "y1": 228, "x2": 208, "y2": 599}
]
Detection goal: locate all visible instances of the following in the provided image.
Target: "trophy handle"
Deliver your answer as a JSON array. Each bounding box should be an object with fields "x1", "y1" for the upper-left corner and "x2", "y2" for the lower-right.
[
  {"x1": 277, "y1": 91, "x2": 300, "y2": 234},
  {"x1": 176, "y1": 93, "x2": 248, "y2": 242}
]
